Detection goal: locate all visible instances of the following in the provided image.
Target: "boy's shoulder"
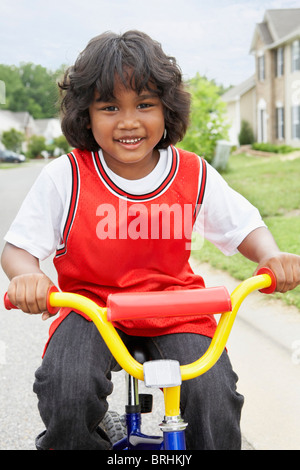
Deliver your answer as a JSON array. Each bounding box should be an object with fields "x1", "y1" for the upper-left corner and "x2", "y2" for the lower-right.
[
  {"x1": 175, "y1": 146, "x2": 205, "y2": 162},
  {"x1": 45, "y1": 153, "x2": 72, "y2": 173},
  {"x1": 175, "y1": 147, "x2": 206, "y2": 174},
  {"x1": 40, "y1": 154, "x2": 73, "y2": 190}
]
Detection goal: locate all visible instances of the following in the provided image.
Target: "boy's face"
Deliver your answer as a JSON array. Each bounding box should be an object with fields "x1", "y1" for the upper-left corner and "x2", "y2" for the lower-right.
[{"x1": 88, "y1": 77, "x2": 165, "y2": 179}]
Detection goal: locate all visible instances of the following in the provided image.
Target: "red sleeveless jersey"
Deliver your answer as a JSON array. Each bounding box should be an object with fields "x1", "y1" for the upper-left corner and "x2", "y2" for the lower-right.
[{"x1": 46, "y1": 146, "x2": 217, "y2": 350}]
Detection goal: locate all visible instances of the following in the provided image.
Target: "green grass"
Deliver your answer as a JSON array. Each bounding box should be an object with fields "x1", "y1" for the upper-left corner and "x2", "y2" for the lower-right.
[
  {"x1": 220, "y1": 153, "x2": 300, "y2": 217},
  {"x1": 0, "y1": 162, "x2": 27, "y2": 169},
  {"x1": 192, "y1": 152, "x2": 300, "y2": 310},
  {"x1": 0, "y1": 163, "x2": 18, "y2": 169}
]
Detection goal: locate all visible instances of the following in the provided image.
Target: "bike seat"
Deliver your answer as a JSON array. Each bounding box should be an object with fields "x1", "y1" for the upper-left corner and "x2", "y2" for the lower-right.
[
  {"x1": 127, "y1": 340, "x2": 151, "y2": 365},
  {"x1": 111, "y1": 340, "x2": 150, "y2": 372}
]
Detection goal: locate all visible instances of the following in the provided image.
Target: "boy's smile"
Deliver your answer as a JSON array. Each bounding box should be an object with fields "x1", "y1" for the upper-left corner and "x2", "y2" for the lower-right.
[{"x1": 88, "y1": 78, "x2": 165, "y2": 180}]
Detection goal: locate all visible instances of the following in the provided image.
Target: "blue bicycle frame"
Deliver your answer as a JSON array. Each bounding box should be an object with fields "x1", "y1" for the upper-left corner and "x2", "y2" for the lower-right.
[{"x1": 112, "y1": 373, "x2": 185, "y2": 450}]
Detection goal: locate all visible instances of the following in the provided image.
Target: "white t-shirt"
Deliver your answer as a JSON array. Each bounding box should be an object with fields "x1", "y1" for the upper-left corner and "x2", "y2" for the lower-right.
[{"x1": 4, "y1": 147, "x2": 265, "y2": 260}]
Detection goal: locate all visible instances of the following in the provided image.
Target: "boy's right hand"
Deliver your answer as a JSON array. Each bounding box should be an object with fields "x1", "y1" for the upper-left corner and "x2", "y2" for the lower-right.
[{"x1": 7, "y1": 273, "x2": 56, "y2": 320}]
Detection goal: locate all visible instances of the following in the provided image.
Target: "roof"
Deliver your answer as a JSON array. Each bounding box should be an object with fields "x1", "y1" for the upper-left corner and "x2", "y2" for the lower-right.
[
  {"x1": 0, "y1": 110, "x2": 61, "y2": 141},
  {"x1": 0, "y1": 110, "x2": 34, "y2": 133},
  {"x1": 265, "y1": 9, "x2": 300, "y2": 41},
  {"x1": 222, "y1": 75, "x2": 255, "y2": 103},
  {"x1": 250, "y1": 8, "x2": 300, "y2": 53},
  {"x1": 34, "y1": 118, "x2": 62, "y2": 141}
]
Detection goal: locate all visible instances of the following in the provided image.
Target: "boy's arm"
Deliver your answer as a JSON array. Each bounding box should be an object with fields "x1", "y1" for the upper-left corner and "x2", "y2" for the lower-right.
[
  {"x1": 1, "y1": 242, "x2": 55, "y2": 319},
  {"x1": 238, "y1": 227, "x2": 300, "y2": 293}
]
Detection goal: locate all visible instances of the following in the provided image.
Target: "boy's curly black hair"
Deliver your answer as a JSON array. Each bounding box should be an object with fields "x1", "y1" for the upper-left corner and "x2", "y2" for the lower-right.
[{"x1": 59, "y1": 30, "x2": 190, "y2": 151}]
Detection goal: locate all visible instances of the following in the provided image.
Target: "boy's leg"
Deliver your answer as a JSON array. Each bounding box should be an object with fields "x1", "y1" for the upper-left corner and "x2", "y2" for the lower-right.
[
  {"x1": 33, "y1": 312, "x2": 118, "y2": 450},
  {"x1": 146, "y1": 333, "x2": 244, "y2": 450}
]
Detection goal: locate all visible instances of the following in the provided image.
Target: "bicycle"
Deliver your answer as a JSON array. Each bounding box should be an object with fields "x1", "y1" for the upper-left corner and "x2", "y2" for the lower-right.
[{"x1": 4, "y1": 267, "x2": 276, "y2": 450}]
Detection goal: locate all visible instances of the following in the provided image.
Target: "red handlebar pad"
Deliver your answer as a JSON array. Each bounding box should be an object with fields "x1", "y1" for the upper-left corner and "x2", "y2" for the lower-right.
[{"x1": 106, "y1": 287, "x2": 232, "y2": 322}]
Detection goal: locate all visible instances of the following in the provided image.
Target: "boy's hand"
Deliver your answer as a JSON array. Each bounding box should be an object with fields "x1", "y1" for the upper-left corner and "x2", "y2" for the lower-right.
[
  {"x1": 7, "y1": 273, "x2": 56, "y2": 320},
  {"x1": 255, "y1": 253, "x2": 300, "y2": 293}
]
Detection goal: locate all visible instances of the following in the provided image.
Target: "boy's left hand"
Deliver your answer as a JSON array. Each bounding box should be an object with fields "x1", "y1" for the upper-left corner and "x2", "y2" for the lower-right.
[{"x1": 255, "y1": 252, "x2": 300, "y2": 293}]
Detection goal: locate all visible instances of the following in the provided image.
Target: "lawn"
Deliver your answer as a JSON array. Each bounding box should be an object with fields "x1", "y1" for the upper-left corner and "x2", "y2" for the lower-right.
[{"x1": 192, "y1": 152, "x2": 300, "y2": 310}]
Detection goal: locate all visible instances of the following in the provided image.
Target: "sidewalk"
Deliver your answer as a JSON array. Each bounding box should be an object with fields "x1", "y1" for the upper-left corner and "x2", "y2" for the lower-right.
[{"x1": 190, "y1": 258, "x2": 300, "y2": 450}]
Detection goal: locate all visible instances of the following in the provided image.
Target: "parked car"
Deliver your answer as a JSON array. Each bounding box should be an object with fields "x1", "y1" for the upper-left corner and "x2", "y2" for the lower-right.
[{"x1": 0, "y1": 150, "x2": 26, "y2": 163}]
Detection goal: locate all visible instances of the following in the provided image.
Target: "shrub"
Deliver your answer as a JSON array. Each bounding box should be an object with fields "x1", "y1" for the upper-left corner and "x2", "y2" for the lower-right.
[
  {"x1": 238, "y1": 120, "x2": 254, "y2": 145},
  {"x1": 252, "y1": 142, "x2": 300, "y2": 154}
]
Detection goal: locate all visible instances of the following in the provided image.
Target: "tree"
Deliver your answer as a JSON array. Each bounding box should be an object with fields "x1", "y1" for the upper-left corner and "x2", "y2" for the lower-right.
[
  {"x1": 27, "y1": 135, "x2": 46, "y2": 158},
  {"x1": 1, "y1": 128, "x2": 25, "y2": 152},
  {"x1": 0, "y1": 63, "x2": 64, "y2": 118},
  {"x1": 178, "y1": 74, "x2": 228, "y2": 163},
  {"x1": 19, "y1": 63, "x2": 59, "y2": 118}
]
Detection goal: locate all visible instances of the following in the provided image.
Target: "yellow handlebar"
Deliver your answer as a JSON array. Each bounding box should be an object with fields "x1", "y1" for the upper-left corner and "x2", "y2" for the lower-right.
[
  {"x1": 180, "y1": 273, "x2": 272, "y2": 379},
  {"x1": 49, "y1": 292, "x2": 145, "y2": 380},
  {"x1": 48, "y1": 272, "x2": 274, "y2": 382}
]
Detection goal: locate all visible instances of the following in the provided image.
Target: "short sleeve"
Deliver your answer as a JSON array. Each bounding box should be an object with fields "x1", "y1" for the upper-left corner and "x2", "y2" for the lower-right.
[
  {"x1": 194, "y1": 162, "x2": 266, "y2": 255},
  {"x1": 4, "y1": 156, "x2": 71, "y2": 260}
]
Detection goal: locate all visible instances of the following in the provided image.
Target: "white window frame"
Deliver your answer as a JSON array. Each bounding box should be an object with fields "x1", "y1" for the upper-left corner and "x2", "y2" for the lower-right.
[
  {"x1": 276, "y1": 47, "x2": 284, "y2": 77},
  {"x1": 258, "y1": 55, "x2": 265, "y2": 81},
  {"x1": 292, "y1": 40, "x2": 300, "y2": 73},
  {"x1": 292, "y1": 106, "x2": 300, "y2": 139},
  {"x1": 257, "y1": 99, "x2": 267, "y2": 143},
  {"x1": 276, "y1": 106, "x2": 284, "y2": 140}
]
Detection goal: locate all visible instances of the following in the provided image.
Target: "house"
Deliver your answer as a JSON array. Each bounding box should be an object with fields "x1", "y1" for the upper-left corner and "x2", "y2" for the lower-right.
[
  {"x1": 0, "y1": 110, "x2": 62, "y2": 151},
  {"x1": 0, "y1": 110, "x2": 36, "y2": 139},
  {"x1": 222, "y1": 75, "x2": 256, "y2": 145},
  {"x1": 34, "y1": 118, "x2": 63, "y2": 145},
  {"x1": 223, "y1": 8, "x2": 300, "y2": 147}
]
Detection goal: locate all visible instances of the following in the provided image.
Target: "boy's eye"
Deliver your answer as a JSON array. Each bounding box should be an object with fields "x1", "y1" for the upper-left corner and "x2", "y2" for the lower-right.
[
  {"x1": 137, "y1": 103, "x2": 153, "y2": 109},
  {"x1": 102, "y1": 105, "x2": 118, "y2": 111}
]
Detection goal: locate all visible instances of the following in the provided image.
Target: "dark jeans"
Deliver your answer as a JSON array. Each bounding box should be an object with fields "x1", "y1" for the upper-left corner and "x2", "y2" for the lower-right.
[{"x1": 33, "y1": 312, "x2": 244, "y2": 450}]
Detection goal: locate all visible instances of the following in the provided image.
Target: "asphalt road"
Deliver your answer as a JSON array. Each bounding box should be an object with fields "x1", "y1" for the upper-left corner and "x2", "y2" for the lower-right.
[{"x1": 0, "y1": 160, "x2": 300, "y2": 450}]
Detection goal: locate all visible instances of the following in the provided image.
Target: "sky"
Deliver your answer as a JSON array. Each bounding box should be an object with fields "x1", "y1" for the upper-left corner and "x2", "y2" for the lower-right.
[{"x1": 1, "y1": 0, "x2": 300, "y2": 88}]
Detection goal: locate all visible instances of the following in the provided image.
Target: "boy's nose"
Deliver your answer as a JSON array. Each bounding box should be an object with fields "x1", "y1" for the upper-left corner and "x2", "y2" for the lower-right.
[{"x1": 117, "y1": 111, "x2": 139, "y2": 130}]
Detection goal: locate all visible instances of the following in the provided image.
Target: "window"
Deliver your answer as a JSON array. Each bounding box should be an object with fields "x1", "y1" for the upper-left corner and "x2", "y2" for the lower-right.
[
  {"x1": 292, "y1": 106, "x2": 300, "y2": 139},
  {"x1": 276, "y1": 107, "x2": 284, "y2": 140},
  {"x1": 292, "y1": 40, "x2": 300, "y2": 72},
  {"x1": 258, "y1": 55, "x2": 265, "y2": 81},
  {"x1": 275, "y1": 47, "x2": 284, "y2": 77}
]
